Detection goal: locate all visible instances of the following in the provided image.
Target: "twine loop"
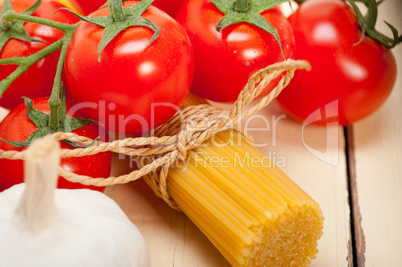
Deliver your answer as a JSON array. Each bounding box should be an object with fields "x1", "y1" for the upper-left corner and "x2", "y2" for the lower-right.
[{"x1": 0, "y1": 59, "x2": 311, "y2": 210}]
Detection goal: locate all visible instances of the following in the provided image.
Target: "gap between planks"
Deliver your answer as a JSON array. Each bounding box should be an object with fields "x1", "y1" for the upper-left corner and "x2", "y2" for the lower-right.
[{"x1": 345, "y1": 125, "x2": 365, "y2": 267}]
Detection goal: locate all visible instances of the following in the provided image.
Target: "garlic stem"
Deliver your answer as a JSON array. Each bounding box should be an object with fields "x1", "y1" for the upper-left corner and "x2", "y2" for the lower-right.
[{"x1": 15, "y1": 137, "x2": 60, "y2": 233}]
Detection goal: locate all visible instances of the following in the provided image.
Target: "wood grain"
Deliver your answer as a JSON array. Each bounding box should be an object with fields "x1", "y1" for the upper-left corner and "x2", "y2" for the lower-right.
[
  {"x1": 351, "y1": 95, "x2": 402, "y2": 266},
  {"x1": 348, "y1": 0, "x2": 402, "y2": 266}
]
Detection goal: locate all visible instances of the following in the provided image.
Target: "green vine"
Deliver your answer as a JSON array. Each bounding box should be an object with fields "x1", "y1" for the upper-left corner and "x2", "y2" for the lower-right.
[{"x1": 0, "y1": 0, "x2": 44, "y2": 51}]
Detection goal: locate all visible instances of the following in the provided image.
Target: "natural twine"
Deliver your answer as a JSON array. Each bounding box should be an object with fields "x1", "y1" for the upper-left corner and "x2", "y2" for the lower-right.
[{"x1": 0, "y1": 59, "x2": 311, "y2": 210}]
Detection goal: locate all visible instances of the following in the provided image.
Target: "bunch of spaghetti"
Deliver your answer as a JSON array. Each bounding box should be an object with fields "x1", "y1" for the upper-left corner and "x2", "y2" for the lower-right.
[{"x1": 140, "y1": 60, "x2": 324, "y2": 266}]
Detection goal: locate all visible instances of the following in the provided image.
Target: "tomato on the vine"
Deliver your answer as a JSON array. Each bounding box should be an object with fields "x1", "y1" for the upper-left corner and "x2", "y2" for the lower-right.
[
  {"x1": 275, "y1": 0, "x2": 398, "y2": 125},
  {"x1": 64, "y1": 1, "x2": 194, "y2": 135},
  {"x1": 175, "y1": 0, "x2": 295, "y2": 102},
  {"x1": 0, "y1": 97, "x2": 112, "y2": 192},
  {"x1": 0, "y1": 0, "x2": 78, "y2": 110}
]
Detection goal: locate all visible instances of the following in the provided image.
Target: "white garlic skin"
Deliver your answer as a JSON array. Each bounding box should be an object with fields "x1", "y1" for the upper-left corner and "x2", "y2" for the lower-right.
[{"x1": 0, "y1": 184, "x2": 150, "y2": 267}]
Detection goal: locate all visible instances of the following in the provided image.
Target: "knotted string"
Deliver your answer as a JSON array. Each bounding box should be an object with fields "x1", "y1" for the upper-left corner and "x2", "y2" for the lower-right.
[{"x1": 0, "y1": 59, "x2": 311, "y2": 210}]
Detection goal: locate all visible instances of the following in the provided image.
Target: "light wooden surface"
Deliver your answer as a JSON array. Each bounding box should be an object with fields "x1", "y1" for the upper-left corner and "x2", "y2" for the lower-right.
[
  {"x1": 0, "y1": 0, "x2": 400, "y2": 266},
  {"x1": 349, "y1": 0, "x2": 402, "y2": 266}
]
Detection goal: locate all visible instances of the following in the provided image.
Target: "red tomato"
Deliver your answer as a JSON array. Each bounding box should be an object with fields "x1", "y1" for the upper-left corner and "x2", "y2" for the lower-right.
[
  {"x1": 0, "y1": 0, "x2": 78, "y2": 110},
  {"x1": 175, "y1": 0, "x2": 295, "y2": 102},
  {"x1": 69, "y1": 0, "x2": 182, "y2": 16},
  {"x1": 0, "y1": 97, "x2": 112, "y2": 192},
  {"x1": 64, "y1": 1, "x2": 194, "y2": 135},
  {"x1": 275, "y1": 0, "x2": 397, "y2": 125},
  {"x1": 152, "y1": 0, "x2": 183, "y2": 17}
]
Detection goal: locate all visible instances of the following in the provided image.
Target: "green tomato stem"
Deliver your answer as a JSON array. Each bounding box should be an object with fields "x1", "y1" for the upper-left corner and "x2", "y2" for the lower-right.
[
  {"x1": 347, "y1": 0, "x2": 401, "y2": 48},
  {"x1": 110, "y1": 0, "x2": 126, "y2": 22},
  {"x1": 1, "y1": 9, "x2": 79, "y2": 127},
  {"x1": 0, "y1": 0, "x2": 14, "y2": 30},
  {"x1": 0, "y1": 1, "x2": 101, "y2": 141},
  {"x1": 234, "y1": 0, "x2": 249, "y2": 13},
  {"x1": 361, "y1": 0, "x2": 378, "y2": 29},
  {"x1": 0, "y1": 38, "x2": 64, "y2": 98},
  {"x1": 0, "y1": 31, "x2": 9, "y2": 52},
  {"x1": 48, "y1": 31, "x2": 74, "y2": 130},
  {"x1": 2, "y1": 11, "x2": 76, "y2": 32}
]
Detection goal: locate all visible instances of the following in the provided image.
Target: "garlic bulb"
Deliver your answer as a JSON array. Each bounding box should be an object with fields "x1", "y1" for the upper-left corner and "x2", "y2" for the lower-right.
[{"x1": 0, "y1": 137, "x2": 150, "y2": 267}]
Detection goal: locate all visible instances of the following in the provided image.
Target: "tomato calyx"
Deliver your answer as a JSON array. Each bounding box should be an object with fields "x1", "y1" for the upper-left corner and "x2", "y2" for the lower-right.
[
  {"x1": 0, "y1": 84, "x2": 98, "y2": 148},
  {"x1": 0, "y1": 0, "x2": 44, "y2": 52},
  {"x1": 346, "y1": 0, "x2": 401, "y2": 49},
  {"x1": 64, "y1": 0, "x2": 160, "y2": 61},
  {"x1": 210, "y1": 0, "x2": 290, "y2": 59}
]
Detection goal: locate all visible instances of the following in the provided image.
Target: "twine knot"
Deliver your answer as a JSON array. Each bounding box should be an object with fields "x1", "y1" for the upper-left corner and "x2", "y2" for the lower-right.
[{"x1": 0, "y1": 59, "x2": 311, "y2": 211}]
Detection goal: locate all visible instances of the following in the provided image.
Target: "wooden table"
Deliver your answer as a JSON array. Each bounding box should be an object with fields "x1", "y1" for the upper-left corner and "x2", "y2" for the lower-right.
[{"x1": 1, "y1": 0, "x2": 401, "y2": 266}]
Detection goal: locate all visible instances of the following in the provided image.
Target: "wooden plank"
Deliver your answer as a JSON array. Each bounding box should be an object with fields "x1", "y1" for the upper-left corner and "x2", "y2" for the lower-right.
[
  {"x1": 106, "y1": 99, "x2": 351, "y2": 266},
  {"x1": 350, "y1": 0, "x2": 402, "y2": 265},
  {"x1": 252, "y1": 103, "x2": 351, "y2": 266}
]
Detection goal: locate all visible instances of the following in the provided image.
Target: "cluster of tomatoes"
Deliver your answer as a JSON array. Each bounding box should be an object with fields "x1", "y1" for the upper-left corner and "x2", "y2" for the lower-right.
[{"x1": 0, "y1": 0, "x2": 398, "y2": 191}]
